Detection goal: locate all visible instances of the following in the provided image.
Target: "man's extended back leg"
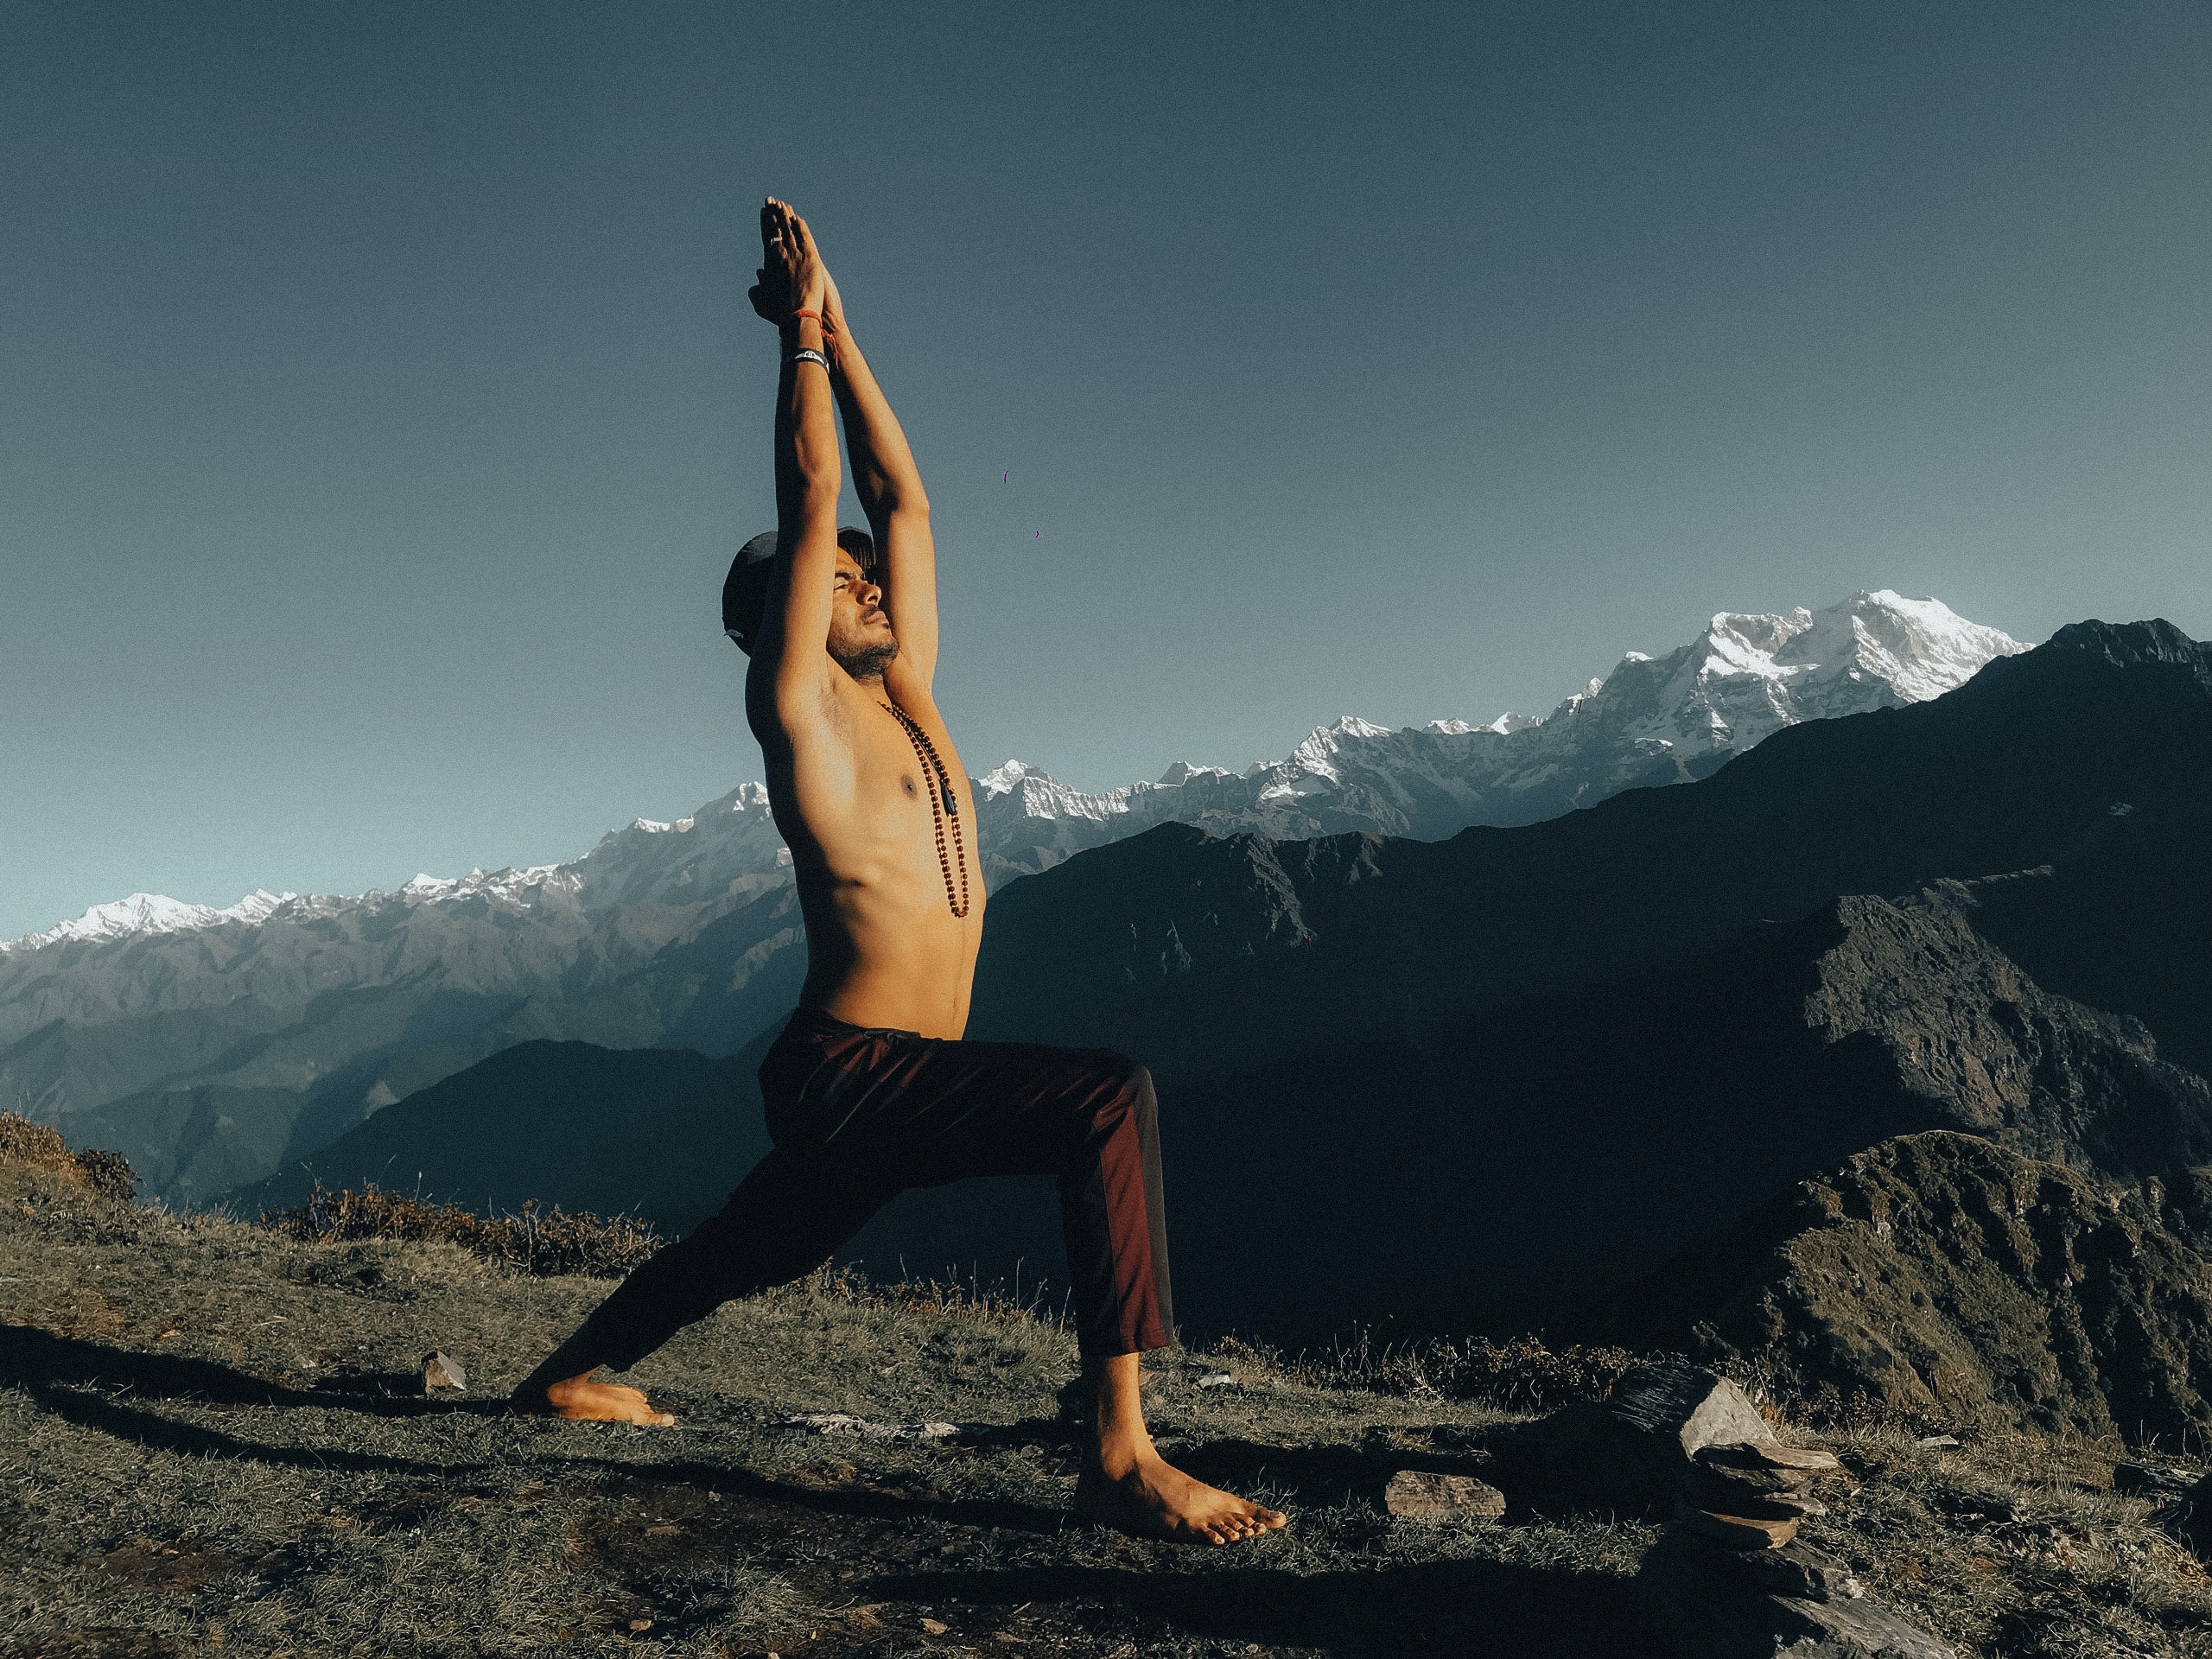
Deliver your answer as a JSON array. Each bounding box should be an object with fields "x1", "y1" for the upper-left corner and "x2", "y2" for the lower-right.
[{"x1": 560, "y1": 1147, "x2": 899, "y2": 1377}]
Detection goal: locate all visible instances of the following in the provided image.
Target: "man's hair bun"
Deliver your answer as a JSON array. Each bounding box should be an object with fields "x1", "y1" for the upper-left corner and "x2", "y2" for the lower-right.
[
  {"x1": 721, "y1": 527, "x2": 879, "y2": 655},
  {"x1": 721, "y1": 531, "x2": 782, "y2": 654}
]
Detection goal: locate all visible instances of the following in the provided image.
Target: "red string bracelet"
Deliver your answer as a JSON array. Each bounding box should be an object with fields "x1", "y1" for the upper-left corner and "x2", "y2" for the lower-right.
[{"x1": 787, "y1": 308, "x2": 823, "y2": 325}]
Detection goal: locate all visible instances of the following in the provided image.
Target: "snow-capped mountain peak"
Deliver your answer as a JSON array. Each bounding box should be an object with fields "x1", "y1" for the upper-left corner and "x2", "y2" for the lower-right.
[
  {"x1": 971, "y1": 590, "x2": 2027, "y2": 884},
  {"x1": 1155, "y1": 760, "x2": 1230, "y2": 787},
  {"x1": 3, "y1": 888, "x2": 298, "y2": 954},
  {"x1": 978, "y1": 760, "x2": 1036, "y2": 797}
]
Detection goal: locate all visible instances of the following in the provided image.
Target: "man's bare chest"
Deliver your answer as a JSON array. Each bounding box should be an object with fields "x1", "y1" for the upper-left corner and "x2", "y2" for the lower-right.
[{"x1": 838, "y1": 696, "x2": 965, "y2": 841}]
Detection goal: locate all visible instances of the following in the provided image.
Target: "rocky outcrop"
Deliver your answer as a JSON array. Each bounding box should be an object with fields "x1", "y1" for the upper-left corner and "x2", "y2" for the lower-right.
[
  {"x1": 1543, "y1": 1363, "x2": 1801, "y2": 1510},
  {"x1": 1610, "y1": 1133, "x2": 2212, "y2": 1440},
  {"x1": 1798, "y1": 888, "x2": 2212, "y2": 1179},
  {"x1": 1535, "y1": 1364, "x2": 1954, "y2": 1656}
]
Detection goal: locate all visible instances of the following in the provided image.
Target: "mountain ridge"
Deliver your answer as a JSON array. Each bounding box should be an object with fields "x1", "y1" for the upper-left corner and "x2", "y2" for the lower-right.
[{"x1": 7, "y1": 588, "x2": 2019, "y2": 954}]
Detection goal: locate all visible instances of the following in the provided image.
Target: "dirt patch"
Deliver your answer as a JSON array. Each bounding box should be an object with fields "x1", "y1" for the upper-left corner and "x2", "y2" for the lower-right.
[
  {"x1": 93, "y1": 1537, "x2": 255, "y2": 1592},
  {"x1": 566, "y1": 1472, "x2": 938, "y2": 1590},
  {"x1": 357, "y1": 1483, "x2": 524, "y2": 1534}
]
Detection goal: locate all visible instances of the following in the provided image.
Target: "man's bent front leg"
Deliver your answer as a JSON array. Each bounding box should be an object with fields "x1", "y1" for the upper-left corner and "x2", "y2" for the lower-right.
[{"x1": 1073, "y1": 1351, "x2": 1287, "y2": 1545}]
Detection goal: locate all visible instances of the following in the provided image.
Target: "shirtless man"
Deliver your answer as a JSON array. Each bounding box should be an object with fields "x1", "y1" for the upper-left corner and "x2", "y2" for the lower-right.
[{"x1": 513, "y1": 199, "x2": 1284, "y2": 1547}]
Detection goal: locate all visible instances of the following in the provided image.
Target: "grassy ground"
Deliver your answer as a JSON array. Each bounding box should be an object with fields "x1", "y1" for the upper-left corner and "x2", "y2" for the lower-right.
[{"x1": 4, "y1": 1159, "x2": 2211, "y2": 1657}]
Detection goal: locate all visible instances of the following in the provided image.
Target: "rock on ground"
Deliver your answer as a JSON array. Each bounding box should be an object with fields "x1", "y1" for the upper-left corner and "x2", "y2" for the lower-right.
[
  {"x1": 1541, "y1": 1363, "x2": 1784, "y2": 1510},
  {"x1": 1382, "y1": 1470, "x2": 1507, "y2": 1520}
]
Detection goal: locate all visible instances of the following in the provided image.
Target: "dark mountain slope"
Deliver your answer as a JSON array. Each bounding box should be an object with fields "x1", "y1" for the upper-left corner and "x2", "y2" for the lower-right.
[
  {"x1": 8, "y1": 879, "x2": 808, "y2": 1206},
  {"x1": 1129, "y1": 886, "x2": 2212, "y2": 1341},
  {"x1": 1601, "y1": 1131, "x2": 2212, "y2": 1442},
  {"x1": 967, "y1": 620, "x2": 2212, "y2": 1077}
]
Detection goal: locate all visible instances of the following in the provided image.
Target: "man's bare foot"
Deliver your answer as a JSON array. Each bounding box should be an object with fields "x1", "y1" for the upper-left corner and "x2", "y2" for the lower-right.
[
  {"x1": 511, "y1": 1375, "x2": 675, "y2": 1427},
  {"x1": 1074, "y1": 1448, "x2": 1286, "y2": 1546}
]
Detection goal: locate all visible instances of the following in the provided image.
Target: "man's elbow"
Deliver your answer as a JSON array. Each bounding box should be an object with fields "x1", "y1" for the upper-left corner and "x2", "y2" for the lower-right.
[{"x1": 796, "y1": 461, "x2": 842, "y2": 513}]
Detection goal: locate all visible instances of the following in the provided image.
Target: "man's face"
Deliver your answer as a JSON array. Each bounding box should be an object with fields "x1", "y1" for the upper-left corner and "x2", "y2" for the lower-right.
[{"x1": 826, "y1": 548, "x2": 899, "y2": 678}]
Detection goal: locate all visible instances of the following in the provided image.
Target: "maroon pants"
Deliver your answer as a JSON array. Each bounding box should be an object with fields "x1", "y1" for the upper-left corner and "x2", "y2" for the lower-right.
[{"x1": 575, "y1": 1007, "x2": 1174, "y2": 1367}]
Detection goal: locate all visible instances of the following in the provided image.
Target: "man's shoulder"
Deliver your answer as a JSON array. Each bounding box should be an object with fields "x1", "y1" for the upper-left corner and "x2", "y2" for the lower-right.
[{"x1": 747, "y1": 654, "x2": 860, "y2": 746}]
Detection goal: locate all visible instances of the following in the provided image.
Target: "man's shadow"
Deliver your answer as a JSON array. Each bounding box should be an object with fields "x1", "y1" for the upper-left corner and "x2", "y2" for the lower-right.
[
  {"x1": 0, "y1": 1325, "x2": 1064, "y2": 1530},
  {"x1": 861, "y1": 1558, "x2": 1665, "y2": 1657},
  {"x1": 0, "y1": 1324, "x2": 509, "y2": 1477}
]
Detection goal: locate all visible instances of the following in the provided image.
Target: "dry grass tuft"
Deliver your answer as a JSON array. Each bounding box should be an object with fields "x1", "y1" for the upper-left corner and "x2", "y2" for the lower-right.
[
  {"x1": 798, "y1": 1259, "x2": 1077, "y2": 1331},
  {"x1": 257, "y1": 1181, "x2": 664, "y2": 1278},
  {"x1": 1257, "y1": 1327, "x2": 1650, "y2": 1412},
  {"x1": 0, "y1": 1110, "x2": 139, "y2": 1204}
]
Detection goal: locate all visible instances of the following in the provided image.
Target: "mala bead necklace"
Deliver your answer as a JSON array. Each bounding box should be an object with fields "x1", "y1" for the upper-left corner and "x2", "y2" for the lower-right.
[{"x1": 879, "y1": 701, "x2": 971, "y2": 918}]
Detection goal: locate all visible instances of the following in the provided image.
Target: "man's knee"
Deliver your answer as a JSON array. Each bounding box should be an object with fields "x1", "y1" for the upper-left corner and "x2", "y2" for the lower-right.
[{"x1": 1090, "y1": 1052, "x2": 1157, "y2": 1127}]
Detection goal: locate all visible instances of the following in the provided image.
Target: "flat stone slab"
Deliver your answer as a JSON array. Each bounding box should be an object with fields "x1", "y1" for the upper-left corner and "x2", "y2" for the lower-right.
[
  {"x1": 1687, "y1": 1443, "x2": 1843, "y2": 1518},
  {"x1": 1700, "y1": 1441, "x2": 1841, "y2": 1480},
  {"x1": 1678, "y1": 1506, "x2": 1802, "y2": 1550},
  {"x1": 1742, "y1": 1540, "x2": 1861, "y2": 1604},
  {"x1": 1383, "y1": 1470, "x2": 1506, "y2": 1521},
  {"x1": 2113, "y1": 1460, "x2": 2201, "y2": 1498},
  {"x1": 1544, "y1": 1363, "x2": 1800, "y2": 1510},
  {"x1": 1684, "y1": 1486, "x2": 1827, "y2": 1522}
]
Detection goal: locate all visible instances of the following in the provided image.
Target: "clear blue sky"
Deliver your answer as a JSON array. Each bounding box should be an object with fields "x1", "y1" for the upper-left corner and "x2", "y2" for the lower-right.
[{"x1": 4, "y1": 1, "x2": 2209, "y2": 940}]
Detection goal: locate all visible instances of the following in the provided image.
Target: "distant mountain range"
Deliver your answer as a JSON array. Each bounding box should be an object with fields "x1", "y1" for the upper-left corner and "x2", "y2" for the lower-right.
[
  {"x1": 6, "y1": 589, "x2": 2023, "y2": 1206},
  {"x1": 232, "y1": 618, "x2": 2212, "y2": 1351}
]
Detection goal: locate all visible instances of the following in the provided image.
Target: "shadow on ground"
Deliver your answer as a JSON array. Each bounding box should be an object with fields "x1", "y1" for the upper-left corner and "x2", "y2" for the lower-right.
[{"x1": 863, "y1": 1558, "x2": 1660, "y2": 1656}]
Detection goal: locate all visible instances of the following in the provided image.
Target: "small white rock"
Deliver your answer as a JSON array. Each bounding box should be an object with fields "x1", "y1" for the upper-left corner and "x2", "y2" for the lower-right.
[
  {"x1": 783, "y1": 1412, "x2": 958, "y2": 1441},
  {"x1": 421, "y1": 1351, "x2": 467, "y2": 1393}
]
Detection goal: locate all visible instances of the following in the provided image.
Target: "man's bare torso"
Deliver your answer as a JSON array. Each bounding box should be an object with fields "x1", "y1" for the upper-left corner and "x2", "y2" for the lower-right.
[{"x1": 752, "y1": 666, "x2": 985, "y2": 1039}]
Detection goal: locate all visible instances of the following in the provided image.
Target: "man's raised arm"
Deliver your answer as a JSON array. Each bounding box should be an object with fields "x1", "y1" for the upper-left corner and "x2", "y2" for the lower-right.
[
  {"x1": 752, "y1": 200, "x2": 842, "y2": 711},
  {"x1": 823, "y1": 278, "x2": 940, "y2": 693}
]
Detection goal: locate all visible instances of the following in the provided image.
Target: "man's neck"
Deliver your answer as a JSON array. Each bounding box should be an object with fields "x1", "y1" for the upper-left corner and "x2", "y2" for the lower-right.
[{"x1": 842, "y1": 668, "x2": 889, "y2": 700}]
